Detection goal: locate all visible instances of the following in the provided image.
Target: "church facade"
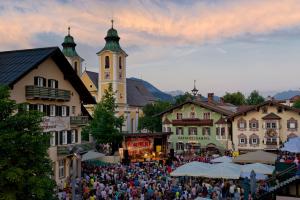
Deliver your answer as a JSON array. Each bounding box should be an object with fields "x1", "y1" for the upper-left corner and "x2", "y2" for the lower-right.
[{"x1": 64, "y1": 22, "x2": 156, "y2": 133}]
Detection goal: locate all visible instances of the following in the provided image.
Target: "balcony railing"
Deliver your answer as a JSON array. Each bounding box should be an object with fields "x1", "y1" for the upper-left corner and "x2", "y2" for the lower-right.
[
  {"x1": 26, "y1": 85, "x2": 70, "y2": 101},
  {"x1": 70, "y1": 116, "x2": 89, "y2": 126}
]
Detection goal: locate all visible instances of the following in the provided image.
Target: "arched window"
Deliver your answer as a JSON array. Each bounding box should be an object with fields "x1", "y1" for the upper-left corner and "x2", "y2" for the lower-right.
[
  {"x1": 74, "y1": 61, "x2": 78, "y2": 73},
  {"x1": 105, "y1": 56, "x2": 110, "y2": 68},
  {"x1": 119, "y1": 56, "x2": 122, "y2": 69}
]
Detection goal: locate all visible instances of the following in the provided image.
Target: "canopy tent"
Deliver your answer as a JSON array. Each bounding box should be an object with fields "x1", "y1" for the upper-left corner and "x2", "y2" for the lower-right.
[
  {"x1": 241, "y1": 163, "x2": 275, "y2": 175},
  {"x1": 281, "y1": 137, "x2": 300, "y2": 153},
  {"x1": 233, "y1": 151, "x2": 277, "y2": 165},
  {"x1": 240, "y1": 172, "x2": 267, "y2": 180},
  {"x1": 203, "y1": 162, "x2": 242, "y2": 179},
  {"x1": 81, "y1": 150, "x2": 105, "y2": 161},
  {"x1": 210, "y1": 156, "x2": 232, "y2": 163},
  {"x1": 170, "y1": 161, "x2": 211, "y2": 177}
]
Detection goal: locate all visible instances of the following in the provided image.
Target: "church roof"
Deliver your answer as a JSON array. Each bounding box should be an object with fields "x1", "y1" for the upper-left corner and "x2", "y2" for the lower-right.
[
  {"x1": 0, "y1": 47, "x2": 96, "y2": 104},
  {"x1": 84, "y1": 70, "x2": 156, "y2": 107},
  {"x1": 62, "y1": 27, "x2": 80, "y2": 57}
]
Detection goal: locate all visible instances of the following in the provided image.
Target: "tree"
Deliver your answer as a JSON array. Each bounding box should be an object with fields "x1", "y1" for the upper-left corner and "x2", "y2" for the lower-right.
[
  {"x1": 293, "y1": 99, "x2": 300, "y2": 109},
  {"x1": 223, "y1": 92, "x2": 246, "y2": 106},
  {"x1": 174, "y1": 92, "x2": 193, "y2": 105},
  {"x1": 138, "y1": 101, "x2": 172, "y2": 132},
  {"x1": 83, "y1": 84, "x2": 123, "y2": 154},
  {"x1": 246, "y1": 90, "x2": 265, "y2": 105},
  {"x1": 0, "y1": 85, "x2": 56, "y2": 200}
]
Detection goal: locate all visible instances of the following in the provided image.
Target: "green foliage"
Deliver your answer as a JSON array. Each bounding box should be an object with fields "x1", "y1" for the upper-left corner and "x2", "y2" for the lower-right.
[
  {"x1": 292, "y1": 99, "x2": 300, "y2": 109},
  {"x1": 82, "y1": 84, "x2": 123, "y2": 154},
  {"x1": 246, "y1": 90, "x2": 265, "y2": 105},
  {"x1": 174, "y1": 92, "x2": 193, "y2": 105},
  {"x1": 138, "y1": 101, "x2": 172, "y2": 132},
  {"x1": 223, "y1": 91, "x2": 246, "y2": 106},
  {"x1": 0, "y1": 85, "x2": 56, "y2": 200}
]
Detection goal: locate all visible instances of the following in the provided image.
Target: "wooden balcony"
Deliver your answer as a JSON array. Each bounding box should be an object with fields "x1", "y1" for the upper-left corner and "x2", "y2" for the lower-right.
[
  {"x1": 26, "y1": 85, "x2": 70, "y2": 101},
  {"x1": 70, "y1": 116, "x2": 89, "y2": 126},
  {"x1": 172, "y1": 118, "x2": 213, "y2": 126}
]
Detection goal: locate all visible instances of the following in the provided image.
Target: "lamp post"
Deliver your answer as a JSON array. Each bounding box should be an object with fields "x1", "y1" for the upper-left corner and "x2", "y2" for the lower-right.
[{"x1": 191, "y1": 80, "x2": 198, "y2": 97}]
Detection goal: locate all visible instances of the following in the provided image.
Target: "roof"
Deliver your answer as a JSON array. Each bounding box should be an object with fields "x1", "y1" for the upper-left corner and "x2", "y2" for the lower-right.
[
  {"x1": 158, "y1": 100, "x2": 235, "y2": 117},
  {"x1": 232, "y1": 150, "x2": 277, "y2": 164},
  {"x1": 229, "y1": 100, "x2": 300, "y2": 119},
  {"x1": 262, "y1": 112, "x2": 282, "y2": 120},
  {"x1": 84, "y1": 71, "x2": 156, "y2": 107},
  {"x1": 0, "y1": 47, "x2": 96, "y2": 104}
]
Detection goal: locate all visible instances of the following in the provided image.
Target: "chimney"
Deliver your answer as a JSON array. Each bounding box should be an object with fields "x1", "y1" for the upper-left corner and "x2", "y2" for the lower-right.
[{"x1": 208, "y1": 93, "x2": 214, "y2": 103}]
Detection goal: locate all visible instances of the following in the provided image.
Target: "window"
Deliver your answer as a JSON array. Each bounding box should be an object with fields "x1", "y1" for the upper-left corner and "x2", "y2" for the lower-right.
[
  {"x1": 272, "y1": 122, "x2": 276, "y2": 129},
  {"x1": 72, "y1": 106, "x2": 76, "y2": 115},
  {"x1": 62, "y1": 131, "x2": 67, "y2": 145},
  {"x1": 239, "y1": 122, "x2": 246, "y2": 129},
  {"x1": 119, "y1": 56, "x2": 122, "y2": 69},
  {"x1": 34, "y1": 76, "x2": 46, "y2": 87},
  {"x1": 190, "y1": 112, "x2": 195, "y2": 118},
  {"x1": 203, "y1": 112, "x2": 210, "y2": 119},
  {"x1": 50, "y1": 132, "x2": 55, "y2": 146},
  {"x1": 202, "y1": 127, "x2": 210, "y2": 136},
  {"x1": 249, "y1": 121, "x2": 258, "y2": 129},
  {"x1": 74, "y1": 61, "x2": 78, "y2": 73},
  {"x1": 176, "y1": 127, "x2": 183, "y2": 135},
  {"x1": 50, "y1": 105, "x2": 56, "y2": 117},
  {"x1": 221, "y1": 127, "x2": 225, "y2": 138},
  {"x1": 167, "y1": 127, "x2": 171, "y2": 132},
  {"x1": 37, "y1": 104, "x2": 43, "y2": 112},
  {"x1": 48, "y1": 79, "x2": 58, "y2": 88},
  {"x1": 61, "y1": 106, "x2": 67, "y2": 117},
  {"x1": 176, "y1": 143, "x2": 184, "y2": 151},
  {"x1": 287, "y1": 118, "x2": 297, "y2": 130},
  {"x1": 189, "y1": 127, "x2": 197, "y2": 135},
  {"x1": 105, "y1": 56, "x2": 110, "y2": 68},
  {"x1": 240, "y1": 138, "x2": 245, "y2": 144},
  {"x1": 71, "y1": 130, "x2": 76, "y2": 144},
  {"x1": 58, "y1": 160, "x2": 65, "y2": 178},
  {"x1": 252, "y1": 138, "x2": 257, "y2": 144},
  {"x1": 176, "y1": 113, "x2": 182, "y2": 120},
  {"x1": 105, "y1": 72, "x2": 110, "y2": 79},
  {"x1": 289, "y1": 122, "x2": 296, "y2": 129}
]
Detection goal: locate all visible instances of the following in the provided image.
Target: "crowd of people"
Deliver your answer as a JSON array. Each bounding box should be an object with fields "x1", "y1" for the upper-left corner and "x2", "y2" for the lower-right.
[{"x1": 58, "y1": 160, "x2": 256, "y2": 200}]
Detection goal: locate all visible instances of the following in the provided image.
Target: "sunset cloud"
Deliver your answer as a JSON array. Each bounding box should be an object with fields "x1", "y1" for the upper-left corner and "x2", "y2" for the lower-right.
[{"x1": 0, "y1": 0, "x2": 300, "y2": 50}]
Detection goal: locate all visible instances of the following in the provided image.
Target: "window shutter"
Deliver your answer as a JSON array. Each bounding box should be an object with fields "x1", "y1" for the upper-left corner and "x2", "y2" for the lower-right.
[
  {"x1": 257, "y1": 137, "x2": 260, "y2": 144},
  {"x1": 287, "y1": 121, "x2": 290, "y2": 129},
  {"x1": 48, "y1": 79, "x2": 51, "y2": 87},
  {"x1": 59, "y1": 131, "x2": 63, "y2": 145},
  {"x1": 75, "y1": 130, "x2": 78, "y2": 143},
  {"x1": 34, "y1": 77, "x2": 38, "y2": 85},
  {"x1": 296, "y1": 121, "x2": 298, "y2": 129},
  {"x1": 46, "y1": 105, "x2": 50, "y2": 116},
  {"x1": 43, "y1": 78, "x2": 46, "y2": 87},
  {"x1": 249, "y1": 137, "x2": 252, "y2": 144},
  {"x1": 55, "y1": 80, "x2": 58, "y2": 88},
  {"x1": 55, "y1": 132, "x2": 58, "y2": 145},
  {"x1": 216, "y1": 128, "x2": 219, "y2": 135},
  {"x1": 67, "y1": 131, "x2": 71, "y2": 144},
  {"x1": 245, "y1": 138, "x2": 247, "y2": 144},
  {"x1": 66, "y1": 106, "x2": 69, "y2": 116},
  {"x1": 237, "y1": 121, "x2": 240, "y2": 129},
  {"x1": 202, "y1": 127, "x2": 205, "y2": 135},
  {"x1": 59, "y1": 106, "x2": 62, "y2": 116},
  {"x1": 256, "y1": 122, "x2": 259, "y2": 129},
  {"x1": 176, "y1": 128, "x2": 178, "y2": 135},
  {"x1": 43, "y1": 104, "x2": 47, "y2": 115}
]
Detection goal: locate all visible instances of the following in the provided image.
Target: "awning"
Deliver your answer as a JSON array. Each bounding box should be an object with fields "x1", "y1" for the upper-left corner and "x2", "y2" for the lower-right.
[
  {"x1": 233, "y1": 150, "x2": 277, "y2": 164},
  {"x1": 81, "y1": 150, "x2": 105, "y2": 161}
]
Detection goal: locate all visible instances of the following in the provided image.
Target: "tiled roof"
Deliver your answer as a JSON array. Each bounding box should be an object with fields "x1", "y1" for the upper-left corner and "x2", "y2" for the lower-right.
[
  {"x1": 0, "y1": 47, "x2": 96, "y2": 104},
  {"x1": 85, "y1": 71, "x2": 156, "y2": 107},
  {"x1": 262, "y1": 112, "x2": 281, "y2": 120}
]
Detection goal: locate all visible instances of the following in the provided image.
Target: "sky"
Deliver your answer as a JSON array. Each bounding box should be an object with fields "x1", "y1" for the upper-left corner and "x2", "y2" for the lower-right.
[{"x1": 1, "y1": 0, "x2": 300, "y2": 96}]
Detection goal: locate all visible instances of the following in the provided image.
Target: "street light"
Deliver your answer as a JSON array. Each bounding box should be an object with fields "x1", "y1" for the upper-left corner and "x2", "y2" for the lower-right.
[{"x1": 191, "y1": 80, "x2": 198, "y2": 97}]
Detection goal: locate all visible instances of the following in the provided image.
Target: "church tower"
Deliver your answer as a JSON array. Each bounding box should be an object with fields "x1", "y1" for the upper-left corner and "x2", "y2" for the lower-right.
[
  {"x1": 62, "y1": 27, "x2": 84, "y2": 77},
  {"x1": 97, "y1": 20, "x2": 128, "y2": 105}
]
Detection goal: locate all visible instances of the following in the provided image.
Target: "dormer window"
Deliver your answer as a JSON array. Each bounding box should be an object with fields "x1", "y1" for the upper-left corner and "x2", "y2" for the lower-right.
[
  {"x1": 177, "y1": 113, "x2": 182, "y2": 119},
  {"x1": 105, "y1": 56, "x2": 110, "y2": 68}
]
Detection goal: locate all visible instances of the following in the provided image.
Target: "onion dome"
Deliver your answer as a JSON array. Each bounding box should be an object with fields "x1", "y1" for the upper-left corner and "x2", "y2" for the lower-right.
[{"x1": 62, "y1": 27, "x2": 79, "y2": 57}]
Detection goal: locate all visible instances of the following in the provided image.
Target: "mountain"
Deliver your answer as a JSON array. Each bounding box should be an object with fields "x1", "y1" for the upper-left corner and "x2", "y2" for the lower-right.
[
  {"x1": 273, "y1": 90, "x2": 300, "y2": 100},
  {"x1": 128, "y1": 77, "x2": 173, "y2": 101},
  {"x1": 166, "y1": 90, "x2": 184, "y2": 96}
]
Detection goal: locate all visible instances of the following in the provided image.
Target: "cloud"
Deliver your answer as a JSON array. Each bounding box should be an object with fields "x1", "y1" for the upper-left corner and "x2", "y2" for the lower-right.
[{"x1": 0, "y1": 0, "x2": 300, "y2": 50}]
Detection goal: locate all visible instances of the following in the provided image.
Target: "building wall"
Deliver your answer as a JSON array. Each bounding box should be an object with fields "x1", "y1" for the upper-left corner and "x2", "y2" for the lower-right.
[
  {"x1": 81, "y1": 72, "x2": 98, "y2": 102},
  {"x1": 162, "y1": 103, "x2": 230, "y2": 152},
  {"x1": 9, "y1": 57, "x2": 84, "y2": 184},
  {"x1": 232, "y1": 105, "x2": 300, "y2": 151}
]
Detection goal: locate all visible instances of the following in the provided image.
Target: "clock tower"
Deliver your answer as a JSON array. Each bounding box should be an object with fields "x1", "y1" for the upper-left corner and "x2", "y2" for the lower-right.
[{"x1": 97, "y1": 20, "x2": 128, "y2": 105}]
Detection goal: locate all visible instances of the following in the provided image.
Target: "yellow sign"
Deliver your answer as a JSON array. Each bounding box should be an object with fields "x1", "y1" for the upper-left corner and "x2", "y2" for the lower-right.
[
  {"x1": 232, "y1": 151, "x2": 239, "y2": 157},
  {"x1": 156, "y1": 145, "x2": 162, "y2": 152}
]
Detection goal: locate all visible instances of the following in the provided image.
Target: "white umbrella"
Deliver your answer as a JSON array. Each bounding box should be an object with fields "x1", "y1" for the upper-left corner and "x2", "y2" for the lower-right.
[
  {"x1": 204, "y1": 162, "x2": 242, "y2": 179},
  {"x1": 210, "y1": 156, "x2": 232, "y2": 163},
  {"x1": 241, "y1": 163, "x2": 275, "y2": 175},
  {"x1": 281, "y1": 137, "x2": 300, "y2": 153},
  {"x1": 81, "y1": 150, "x2": 105, "y2": 161},
  {"x1": 171, "y1": 161, "x2": 211, "y2": 177}
]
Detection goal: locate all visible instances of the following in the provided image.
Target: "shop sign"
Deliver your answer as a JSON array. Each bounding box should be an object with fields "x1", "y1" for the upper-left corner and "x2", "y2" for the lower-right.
[
  {"x1": 41, "y1": 116, "x2": 70, "y2": 132},
  {"x1": 177, "y1": 136, "x2": 210, "y2": 140}
]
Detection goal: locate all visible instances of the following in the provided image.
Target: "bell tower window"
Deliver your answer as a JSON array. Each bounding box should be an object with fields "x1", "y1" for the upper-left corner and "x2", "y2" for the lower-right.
[
  {"x1": 74, "y1": 61, "x2": 78, "y2": 73},
  {"x1": 119, "y1": 56, "x2": 122, "y2": 69},
  {"x1": 105, "y1": 56, "x2": 110, "y2": 68}
]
